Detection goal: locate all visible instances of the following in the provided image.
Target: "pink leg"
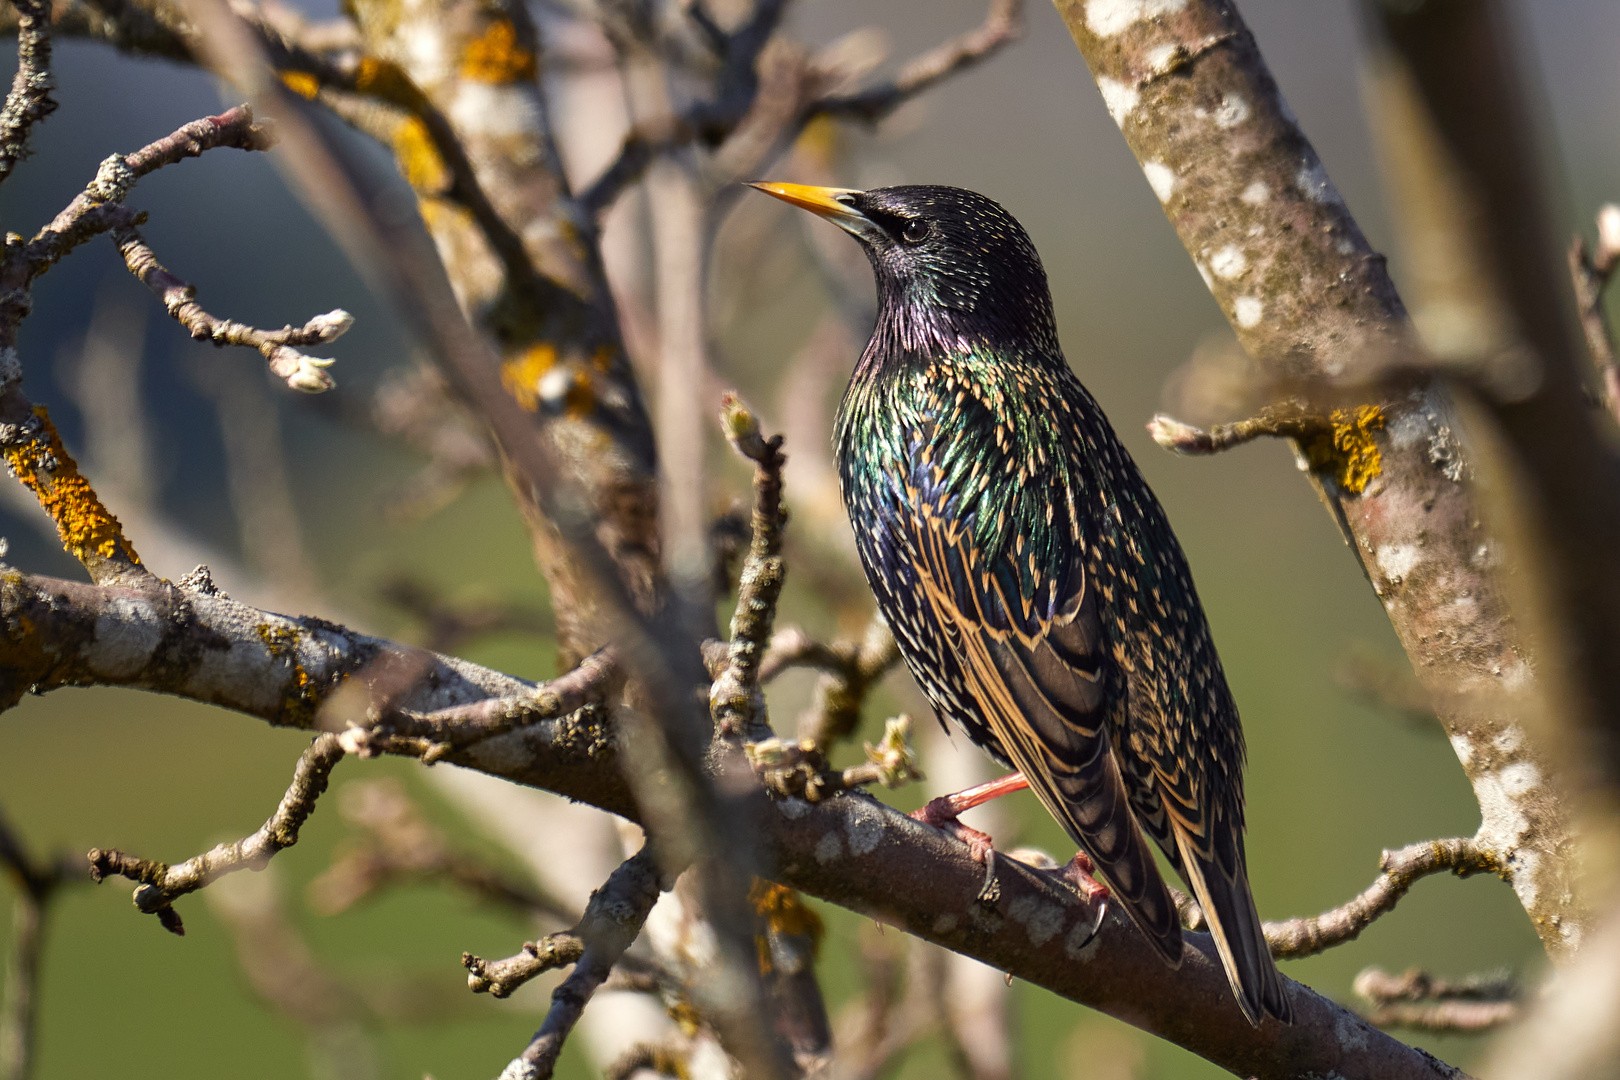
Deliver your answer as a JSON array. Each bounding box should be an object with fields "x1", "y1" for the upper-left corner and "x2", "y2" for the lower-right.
[
  {"x1": 909, "y1": 772, "x2": 1030, "y2": 861},
  {"x1": 1062, "y1": 850, "x2": 1110, "y2": 905}
]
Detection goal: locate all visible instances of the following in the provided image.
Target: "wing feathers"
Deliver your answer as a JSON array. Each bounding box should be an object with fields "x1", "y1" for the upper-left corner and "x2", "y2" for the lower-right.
[{"x1": 1172, "y1": 823, "x2": 1293, "y2": 1025}]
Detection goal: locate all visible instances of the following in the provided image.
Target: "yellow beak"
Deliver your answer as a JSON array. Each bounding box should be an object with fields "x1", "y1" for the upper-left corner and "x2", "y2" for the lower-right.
[{"x1": 746, "y1": 182, "x2": 876, "y2": 238}]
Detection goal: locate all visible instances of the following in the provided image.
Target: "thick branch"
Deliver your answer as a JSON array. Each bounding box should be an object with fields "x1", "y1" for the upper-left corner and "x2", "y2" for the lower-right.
[
  {"x1": 1053, "y1": 0, "x2": 1583, "y2": 954},
  {"x1": 87, "y1": 733, "x2": 345, "y2": 934},
  {"x1": 0, "y1": 569, "x2": 1465, "y2": 1078}
]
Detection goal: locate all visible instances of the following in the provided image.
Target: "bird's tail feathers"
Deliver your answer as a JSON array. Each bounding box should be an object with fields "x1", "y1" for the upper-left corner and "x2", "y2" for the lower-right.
[{"x1": 1173, "y1": 827, "x2": 1293, "y2": 1026}]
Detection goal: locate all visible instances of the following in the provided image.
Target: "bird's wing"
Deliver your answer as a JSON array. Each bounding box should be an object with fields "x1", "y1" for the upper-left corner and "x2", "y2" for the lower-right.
[
  {"x1": 1105, "y1": 482, "x2": 1292, "y2": 1025},
  {"x1": 892, "y1": 474, "x2": 1185, "y2": 966}
]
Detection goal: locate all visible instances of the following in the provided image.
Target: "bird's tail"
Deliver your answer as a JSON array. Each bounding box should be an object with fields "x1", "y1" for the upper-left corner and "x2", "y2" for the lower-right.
[{"x1": 1173, "y1": 828, "x2": 1293, "y2": 1026}]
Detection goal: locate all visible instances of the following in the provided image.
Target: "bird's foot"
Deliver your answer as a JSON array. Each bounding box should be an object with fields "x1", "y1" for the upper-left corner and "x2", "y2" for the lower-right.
[
  {"x1": 1060, "y1": 850, "x2": 1111, "y2": 905},
  {"x1": 910, "y1": 796, "x2": 998, "y2": 863}
]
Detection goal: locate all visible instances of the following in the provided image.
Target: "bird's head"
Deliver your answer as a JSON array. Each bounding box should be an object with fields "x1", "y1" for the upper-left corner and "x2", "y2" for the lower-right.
[{"x1": 747, "y1": 182, "x2": 1058, "y2": 350}]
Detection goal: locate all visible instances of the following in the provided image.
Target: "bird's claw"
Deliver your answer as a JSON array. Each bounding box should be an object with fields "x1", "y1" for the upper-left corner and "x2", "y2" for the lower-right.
[{"x1": 910, "y1": 797, "x2": 1001, "y2": 899}]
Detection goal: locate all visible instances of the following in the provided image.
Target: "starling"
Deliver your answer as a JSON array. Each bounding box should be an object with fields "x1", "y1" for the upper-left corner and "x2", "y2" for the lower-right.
[{"x1": 749, "y1": 182, "x2": 1292, "y2": 1026}]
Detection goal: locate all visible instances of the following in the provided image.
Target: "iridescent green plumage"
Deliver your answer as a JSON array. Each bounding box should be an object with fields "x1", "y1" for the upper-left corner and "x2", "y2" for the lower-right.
[{"x1": 757, "y1": 183, "x2": 1290, "y2": 1026}]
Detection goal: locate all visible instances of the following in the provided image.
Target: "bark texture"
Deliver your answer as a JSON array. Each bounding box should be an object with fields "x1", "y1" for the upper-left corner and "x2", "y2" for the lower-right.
[{"x1": 1053, "y1": 0, "x2": 1583, "y2": 955}]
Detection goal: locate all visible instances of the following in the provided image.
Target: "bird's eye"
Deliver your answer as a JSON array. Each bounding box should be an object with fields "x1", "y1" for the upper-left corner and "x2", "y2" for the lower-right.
[{"x1": 900, "y1": 218, "x2": 931, "y2": 244}]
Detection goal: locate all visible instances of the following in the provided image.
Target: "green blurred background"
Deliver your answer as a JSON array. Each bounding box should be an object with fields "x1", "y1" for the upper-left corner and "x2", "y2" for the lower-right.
[{"x1": 3, "y1": 0, "x2": 1618, "y2": 1076}]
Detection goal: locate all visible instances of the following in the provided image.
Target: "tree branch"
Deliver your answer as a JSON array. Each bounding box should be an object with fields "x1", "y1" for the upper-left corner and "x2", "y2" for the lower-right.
[
  {"x1": 0, "y1": 0, "x2": 56, "y2": 188},
  {"x1": 1262, "y1": 839, "x2": 1497, "y2": 959},
  {"x1": 87, "y1": 733, "x2": 346, "y2": 934},
  {"x1": 491, "y1": 847, "x2": 664, "y2": 1080},
  {"x1": 1354, "y1": 967, "x2": 1519, "y2": 1035},
  {"x1": 0, "y1": 567, "x2": 1466, "y2": 1078},
  {"x1": 1053, "y1": 0, "x2": 1585, "y2": 956},
  {"x1": 1567, "y1": 204, "x2": 1620, "y2": 426},
  {"x1": 710, "y1": 393, "x2": 787, "y2": 743}
]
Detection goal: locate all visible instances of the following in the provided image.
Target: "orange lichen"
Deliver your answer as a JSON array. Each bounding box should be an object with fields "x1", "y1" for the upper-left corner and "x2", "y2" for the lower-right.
[
  {"x1": 501, "y1": 343, "x2": 557, "y2": 410},
  {"x1": 459, "y1": 19, "x2": 537, "y2": 84},
  {"x1": 1, "y1": 407, "x2": 140, "y2": 566},
  {"x1": 392, "y1": 115, "x2": 449, "y2": 192},
  {"x1": 748, "y1": 879, "x2": 824, "y2": 974},
  {"x1": 279, "y1": 71, "x2": 321, "y2": 100},
  {"x1": 1305, "y1": 404, "x2": 1385, "y2": 494}
]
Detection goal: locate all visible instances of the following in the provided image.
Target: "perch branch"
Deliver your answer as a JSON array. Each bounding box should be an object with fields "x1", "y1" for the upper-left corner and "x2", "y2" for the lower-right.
[
  {"x1": 0, "y1": 567, "x2": 1467, "y2": 1078},
  {"x1": 87, "y1": 734, "x2": 345, "y2": 935}
]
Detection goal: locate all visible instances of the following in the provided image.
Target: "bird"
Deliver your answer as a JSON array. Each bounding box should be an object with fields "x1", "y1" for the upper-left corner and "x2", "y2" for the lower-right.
[{"x1": 747, "y1": 181, "x2": 1292, "y2": 1026}]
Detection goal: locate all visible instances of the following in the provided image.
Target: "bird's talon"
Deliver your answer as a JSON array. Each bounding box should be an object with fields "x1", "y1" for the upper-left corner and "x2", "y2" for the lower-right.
[{"x1": 1061, "y1": 851, "x2": 1110, "y2": 905}]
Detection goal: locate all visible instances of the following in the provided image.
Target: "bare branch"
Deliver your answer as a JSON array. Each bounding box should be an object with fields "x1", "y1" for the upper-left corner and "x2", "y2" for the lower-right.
[
  {"x1": 117, "y1": 219, "x2": 347, "y2": 393},
  {"x1": 0, "y1": 0, "x2": 56, "y2": 188},
  {"x1": 747, "y1": 716, "x2": 923, "y2": 803},
  {"x1": 27, "y1": 105, "x2": 274, "y2": 274},
  {"x1": 1054, "y1": 0, "x2": 1586, "y2": 955},
  {"x1": 807, "y1": 0, "x2": 1022, "y2": 124},
  {"x1": 87, "y1": 734, "x2": 346, "y2": 934},
  {"x1": 0, "y1": 568, "x2": 1465, "y2": 1077},
  {"x1": 0, "y1": 808, "x2": 80, "y2": 1080},
  {"x1": 1263, "y1": 839, "x2": 1497, "y2": 960},
  {"x1": 341, "y1": 646, "x2": 621, "y2": 761},
  {"x1": 1568, "y1": 204, "x2": 1620, "y2": 426},
  {"x1": 0, "y1": 396, "x2": 145, "y2": 582},
  {"x1": 463, "y1": 933, "x2": 584, "y2": 1000},
  {"x1": 494, "y1": 847, "x2": 664, "y2": 1079},
  {"x1": 1355, "y1": 967, "x2": 1519, "y2": 1034},
  {"x1": 710, "y1": 393, "x2": 788, "y2": 743}
]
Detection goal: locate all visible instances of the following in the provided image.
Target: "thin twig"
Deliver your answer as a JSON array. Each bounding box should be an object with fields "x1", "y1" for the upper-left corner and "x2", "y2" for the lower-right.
[
  {"x1": 0, "y1": 0, "x2": 56, "y2": 188},
  {"x1": 27, "y1": 105, "x2": 275, "y2": 273},
  {"x1": 1355, "y1": 966, "x2": 1520, "y2": 1034},
  {"x1": 87, "y1": 734, "x2": 346, "y2": 935},
  {"x1": 790, "y1": 616, "x2": 901, "y2": 750},
  {"x1": 710, "y1": 393, "x2": 788, "y2": 743},
  {"x1": 747, "y1": 716, "x2": 923, "y2": 803},
  {"x1": 115, "y1": 215, "x2": 347, "y2": 392},
  {"x1": 1263, "y1": 838, "x2": 1498, "y2": 959},
  {"x1": 1568, "y1": 204, "x2": 1620, "y2": 426},
  {"x1": 481, "y1": 847, "x2": 664, "y2": 1079},
  {"x1": 807, "y1": 0, "x2": 1022, "y2": 124},
  {"x1": 341, "y1": 647, "x2": 620, "y2": 761},
  {"x1": 0, "y1": 809, "x2": 79, "y2": 1080}
]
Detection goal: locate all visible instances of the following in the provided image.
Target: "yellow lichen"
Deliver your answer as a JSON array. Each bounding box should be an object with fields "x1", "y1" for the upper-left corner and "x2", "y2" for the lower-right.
[
  {"x1": 279, "y1": 71, "x2": 321, "y2": 100},
  {"x1": 257, "y1": 623, "x2": 322, "y2": 724},
  {"x1": 501, "y1": 343, "x2": 557, "y2": 411},
  {"x1": 459, "y1": 19, "x2": 537, "y2": 84},
  {"x1": 748, "y1": 879, "x2": 824, "y2": 974},
  {"x1": 392, "y1": 115, "x2": 448, "y2": 193},
  {"x1": 1, "y1": 407, "x2": 140, "y2": 566},
  {"x1": 1305, "y1": 404, "x2": 1385, "y2": 494}
]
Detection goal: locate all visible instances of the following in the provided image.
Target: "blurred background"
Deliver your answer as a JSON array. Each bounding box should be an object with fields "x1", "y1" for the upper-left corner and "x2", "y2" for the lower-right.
[{"x1": 1, "y1": 0, "x2": 1617, "y2": 1076}]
